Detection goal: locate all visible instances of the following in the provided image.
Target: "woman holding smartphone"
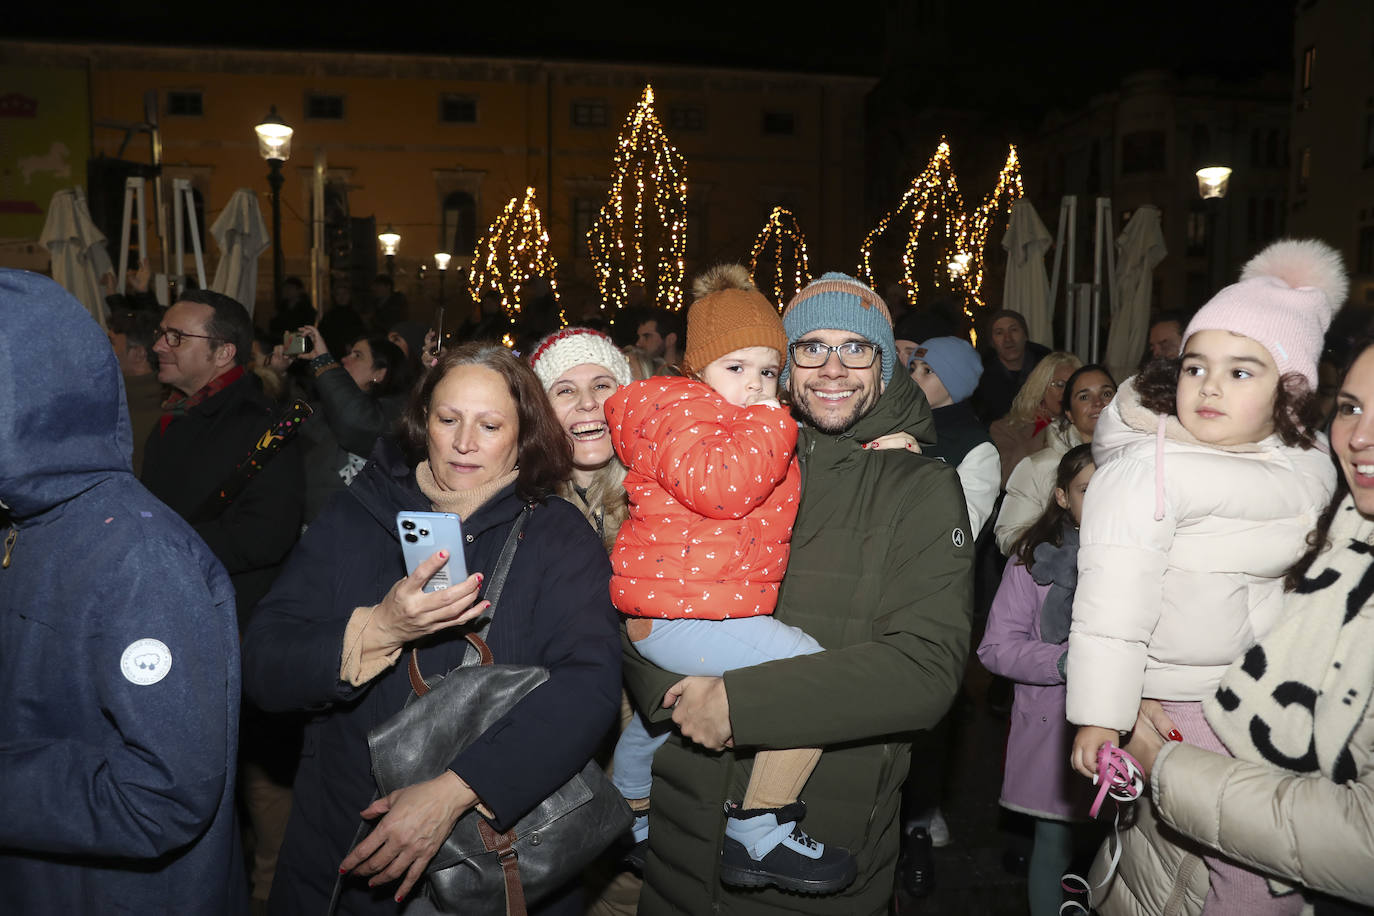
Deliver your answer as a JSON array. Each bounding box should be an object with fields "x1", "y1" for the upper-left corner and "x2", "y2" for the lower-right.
[{"x1": 243, "y1": 343, "x2": 622, "y2": 915}]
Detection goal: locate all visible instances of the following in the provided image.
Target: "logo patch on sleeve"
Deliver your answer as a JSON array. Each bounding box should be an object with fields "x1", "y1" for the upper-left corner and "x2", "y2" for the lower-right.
[
  {"x1": 121, "y1": 638, "x2": 173, "y2": 686},
  {"x1": 951, "y1": 528, "x2": 966, "y2": 548}
]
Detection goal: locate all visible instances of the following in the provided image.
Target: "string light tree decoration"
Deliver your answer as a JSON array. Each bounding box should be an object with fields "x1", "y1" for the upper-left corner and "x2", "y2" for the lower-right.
[
  {"x1": 749, "y1": 207, "x2": 812, "y2": 310},
  {"x1": 467, "y1": 186, "x2": 562, "y2": 333},
  {"x1": 954, "y1": 144, "x2": 1025, "y2": 310},
  {"x1": 857, "y1": 137, "x2": 974, "y2": 334},
  {"x1": 586, "y1": 85, "x2": 688, "y2": 321}
]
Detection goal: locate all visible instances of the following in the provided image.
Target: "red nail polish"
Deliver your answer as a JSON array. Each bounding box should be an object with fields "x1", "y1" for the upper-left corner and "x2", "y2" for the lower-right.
[
  {"x1": 338, "y1": 866, "x2": 347, "y2": 874},
  {"x1": 439, "y1": 550, "x2": 448, "y2": 559},
  {"x1": 1168, "y1": 729, "x2": 1183, "y2": 742},
  {"x1": 477, "y1": 573, "x2": 483, "y2": 583}
]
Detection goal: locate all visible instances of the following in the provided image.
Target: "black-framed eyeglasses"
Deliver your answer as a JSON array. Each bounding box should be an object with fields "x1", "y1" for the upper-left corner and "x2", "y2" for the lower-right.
[
  {"x1": 789, "y1": 340, "x2": 880, "y2": 370},
  {"x1": 154, "y1": 326, "x2": 225, "y2": 348}
]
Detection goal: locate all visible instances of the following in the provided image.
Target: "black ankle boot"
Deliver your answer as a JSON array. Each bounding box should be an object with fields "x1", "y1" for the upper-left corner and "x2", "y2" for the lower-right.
[
  {"x1": 718, "y1": 800, "x2": 858, "y2": 895},
  {"x1": 900, "y1": 827, "x2": 935, "y2": 897}
]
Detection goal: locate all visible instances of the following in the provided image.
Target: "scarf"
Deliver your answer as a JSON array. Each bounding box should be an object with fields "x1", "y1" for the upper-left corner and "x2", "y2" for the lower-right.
[
  {"x1": 1207, "y1": 494, "x2": 1374, "y2": 787},
  {"x1": 1030, "y1": 524, "x2": 1080, "y2": 645},
  {"x1": 415, "y1": 460, "x2": 520, "y2": 521},
  {"x1": 158, "y1": 365, "x2": 245, "y2": 435}
]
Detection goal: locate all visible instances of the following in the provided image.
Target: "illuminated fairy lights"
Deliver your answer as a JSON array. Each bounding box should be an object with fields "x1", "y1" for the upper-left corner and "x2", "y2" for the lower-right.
[
  {"x1": 586, "y1": 84, "x2": 688, "y2": 317},
  {"x1": 467, "y1": 186, "x2": 561, "y2": 324},
  {"x1": 858, "y1": 138, "x2": 968, "y2": 309},
  {"x1": 749, "y1": 207, "x2": 812, "y2": 310},
  {"x1": 858, "y1": 139, "x2": 1025, "y2": 346},
  {"x1": 957, "y1": 144, "x2": 1025, "y2": 309}
]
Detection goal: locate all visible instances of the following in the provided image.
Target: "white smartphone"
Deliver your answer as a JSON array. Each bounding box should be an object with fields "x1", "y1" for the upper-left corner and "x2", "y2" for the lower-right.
[{"x1": 396, "y1": 511, "x2": 468, "y2": 593}]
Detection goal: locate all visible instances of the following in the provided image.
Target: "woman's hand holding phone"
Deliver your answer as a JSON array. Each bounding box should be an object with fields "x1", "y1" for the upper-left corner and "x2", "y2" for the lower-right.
[{"x1": 372, "y1": 552, "x2": 488, "y2": 651}]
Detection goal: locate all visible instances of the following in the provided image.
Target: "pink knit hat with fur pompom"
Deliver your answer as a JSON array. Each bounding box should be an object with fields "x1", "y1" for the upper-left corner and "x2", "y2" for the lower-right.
[{"x1": 1183, "y1": 238, "x2": 1348, "y2": 391}]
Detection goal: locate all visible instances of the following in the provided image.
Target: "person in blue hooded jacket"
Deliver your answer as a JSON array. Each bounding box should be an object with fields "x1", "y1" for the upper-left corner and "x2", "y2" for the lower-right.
[{"x1": 0, "y1": 270, "x2": 247, "y2": 914}]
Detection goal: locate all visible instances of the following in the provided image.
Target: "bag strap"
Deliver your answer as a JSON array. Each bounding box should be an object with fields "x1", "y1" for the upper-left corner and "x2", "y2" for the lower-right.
[
  {"x1": 408, "y1": 501, "x2": 534, "y2": 695},
  {"x1": 478, "y1": 820, "x2": 528, "y2": 916},
  {"x1": 193, "y1": 398, "x2": 314, "y2": 519}
]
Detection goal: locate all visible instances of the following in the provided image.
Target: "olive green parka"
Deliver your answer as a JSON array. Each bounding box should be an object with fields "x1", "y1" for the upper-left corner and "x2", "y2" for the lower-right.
[{"x1": 623, "y1": 370, "x2": 974, "y2": 915}]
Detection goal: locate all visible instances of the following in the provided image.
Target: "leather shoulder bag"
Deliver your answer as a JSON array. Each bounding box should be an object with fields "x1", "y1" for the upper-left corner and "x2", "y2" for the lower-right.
[{"x1": 365, "y1": 503, "x2": 632, "y2": 914}]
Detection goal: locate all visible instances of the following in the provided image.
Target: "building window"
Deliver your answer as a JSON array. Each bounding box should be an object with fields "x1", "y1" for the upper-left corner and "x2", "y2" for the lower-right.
[
  {"x1": 1121, "y1": 130, "x2": 1166, "y2": 174},
  {"x1": 571, "y1": 99, "x2": 608, "y2": 128},
  {"x1": 1267, "y1": 129, "x2": 1281, "y2": 166},
  {"x1": 1250, "y1": 129, "x2": 1262, "y2": 167},
  {"x1": 1186, "y1": 201, "x2": 1208, "y2": 256},
  {"x1": 1302, "y1": 46, "x2": 1316, "y2": 91},
  {"x1": 669, "y1": 106, "x2": 705, "y2": 131},
  {"x1": 1299, "y1": 147, "x2": 1312, "y2": 192},
  {"x1": 762, "y1": 111, "x2": 795, "y2": 136},
  {"x1": 166, "y1": 90, "x2": 202, "y2": 117},
  {"x1": 442, "y1": 191, "x2": 477, "y2": 256},
  {"x1": 305, "y1": 93, "x2": 345, "y2": 120},
  {"x1": 440, "y1": 95, "x2": 477, "y2": 124},
  {"x1": 571, "y1": 197, "x2": 598, "y2": 259}
]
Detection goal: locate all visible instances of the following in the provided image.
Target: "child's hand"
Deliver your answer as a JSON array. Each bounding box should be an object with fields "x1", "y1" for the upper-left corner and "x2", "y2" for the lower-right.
[
  {"x1": 1071, "y1": 725, "x2": 1120, "y2": 779},
  {"x1": 864, "y1": 432, "x2": 921, "y2": 452}
]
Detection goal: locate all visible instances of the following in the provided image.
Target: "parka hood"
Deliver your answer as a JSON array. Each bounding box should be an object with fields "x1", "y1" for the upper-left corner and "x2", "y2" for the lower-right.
[{"x1": 0, "y1": 270, "x2": 134, "y2": 519}]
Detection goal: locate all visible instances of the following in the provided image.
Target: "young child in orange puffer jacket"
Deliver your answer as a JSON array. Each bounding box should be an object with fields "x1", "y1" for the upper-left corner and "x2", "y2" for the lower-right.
[{"x1": 603, "y1": 264, "x2": 864, "y2": 894}]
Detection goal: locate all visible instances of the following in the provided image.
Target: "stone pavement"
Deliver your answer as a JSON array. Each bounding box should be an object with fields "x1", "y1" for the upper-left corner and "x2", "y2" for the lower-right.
[{"x1": 892, "y1": 657, "x2": 1034, "y2": 916}]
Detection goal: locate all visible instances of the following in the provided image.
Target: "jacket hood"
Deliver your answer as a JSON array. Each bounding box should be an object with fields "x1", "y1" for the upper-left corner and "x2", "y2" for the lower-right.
[
  {"x1": 0, "y1": 270, "x2": 134, "y2": 518},
  {"x1": 1095, "y1": 376, "x2": 1272, "y2": 464}
]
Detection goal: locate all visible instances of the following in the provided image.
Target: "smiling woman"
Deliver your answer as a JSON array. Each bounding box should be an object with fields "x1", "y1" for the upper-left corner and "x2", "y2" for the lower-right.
[{"x1": 529, "y1": 327, "x2": 635, "y2": 550}]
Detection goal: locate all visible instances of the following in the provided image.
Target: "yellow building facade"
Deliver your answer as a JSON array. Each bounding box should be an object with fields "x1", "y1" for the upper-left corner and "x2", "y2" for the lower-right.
[{"x1": 0, "y1": 41, "x2": 874, "y2": 325}]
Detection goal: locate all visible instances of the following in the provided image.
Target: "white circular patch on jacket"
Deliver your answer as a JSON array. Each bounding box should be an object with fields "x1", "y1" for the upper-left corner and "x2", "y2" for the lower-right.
[
  {"x1": 121, "y1": 638, "x2": 173, "y2": 685},
  {"x1": 952, "y1": 528, "x2": 966, "y2": 548}
]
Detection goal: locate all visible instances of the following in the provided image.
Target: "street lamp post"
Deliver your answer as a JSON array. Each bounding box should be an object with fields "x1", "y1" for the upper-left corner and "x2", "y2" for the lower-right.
[
  {"x1": 254, "y1": 106, "x2": 293, "y2": 314},
  {"x1": 378, "y1": 225, "x2": 401, "y2": 279},
  {"x1": 1196, "y1": 166, "x2": 1233, "y2": 296},
  {"x1": 434, "y1": 252, "x2": 451, "y2": 309}
]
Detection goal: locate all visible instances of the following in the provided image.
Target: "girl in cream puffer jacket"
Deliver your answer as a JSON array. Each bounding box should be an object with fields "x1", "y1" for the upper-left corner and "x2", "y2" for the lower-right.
[{"x1": 1067, "y1": 239, "x2": 1347, "y2": 915}]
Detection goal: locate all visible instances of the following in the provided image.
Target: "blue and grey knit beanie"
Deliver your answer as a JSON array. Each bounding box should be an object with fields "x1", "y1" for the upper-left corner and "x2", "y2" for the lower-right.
[
  {"x1": 781, "y1": 271, "x2": 896, "y2": 385},
  {"x1": 912, "y1": 336, "x2": 983, "y2": 404}
]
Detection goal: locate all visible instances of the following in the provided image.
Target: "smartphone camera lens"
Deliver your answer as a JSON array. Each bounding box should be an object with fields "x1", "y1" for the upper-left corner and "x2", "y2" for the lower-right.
[
  {"x1": 404, "y1": 533, "x2": 418, "y2": 543},
  {"x1": 419, "y1": 528, "x2": 430, "y2": 537},
  {"x1": 402, "y1": 520, "x2": 416, "y2": 531}
]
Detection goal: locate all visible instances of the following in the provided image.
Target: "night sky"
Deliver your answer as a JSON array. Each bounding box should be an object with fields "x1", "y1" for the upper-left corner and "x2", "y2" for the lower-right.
[{"x1": 12, "y1": 0, "x2": 1296, "y2": 115}]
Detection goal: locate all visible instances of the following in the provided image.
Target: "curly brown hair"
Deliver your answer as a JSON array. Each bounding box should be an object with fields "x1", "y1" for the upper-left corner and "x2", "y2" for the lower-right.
[
  {"x1": 1135, "y1": 356, "x2": 1323, "y2": 449},
  {"x1": 397, "y1": 343, "x2": 572, "y2": 500}
]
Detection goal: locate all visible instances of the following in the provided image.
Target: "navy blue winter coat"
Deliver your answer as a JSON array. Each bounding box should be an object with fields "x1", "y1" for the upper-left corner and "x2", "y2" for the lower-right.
[
  {"x1": 0, "y1": 270, "x2": 246, "y2": 914},
  {"x1": 242, "y1": 438, "x2": 621, "y2": 915}
]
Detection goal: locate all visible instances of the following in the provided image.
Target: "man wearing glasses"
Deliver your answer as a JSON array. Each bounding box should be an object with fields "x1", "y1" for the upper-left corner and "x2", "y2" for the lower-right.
[
  {"x1": 142, "y1": 290, "x2": 304, "y2": 910},
  {"x1": 625, "y1": 272, "x2": 974, "y2": 915}
]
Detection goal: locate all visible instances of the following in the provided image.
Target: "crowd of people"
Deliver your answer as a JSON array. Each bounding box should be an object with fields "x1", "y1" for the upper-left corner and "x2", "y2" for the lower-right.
[{"x1": 2, "y1": 235, "x2": 1373, "y2": 916}]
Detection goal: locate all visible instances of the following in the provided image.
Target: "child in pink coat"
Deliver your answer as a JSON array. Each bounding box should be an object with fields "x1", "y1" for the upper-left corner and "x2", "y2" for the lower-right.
[{"x1": 979, "y1": 445, "x2": 1099, "y2": 916}]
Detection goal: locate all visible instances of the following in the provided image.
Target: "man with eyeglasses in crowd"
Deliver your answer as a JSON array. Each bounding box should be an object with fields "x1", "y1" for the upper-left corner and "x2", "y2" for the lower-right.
[
  {"x1": 623, "y1": 272, "x2": 974, "y2": 915},
  {"x1": 142, "y1": 289, "x2": 304, "y2": 910}
]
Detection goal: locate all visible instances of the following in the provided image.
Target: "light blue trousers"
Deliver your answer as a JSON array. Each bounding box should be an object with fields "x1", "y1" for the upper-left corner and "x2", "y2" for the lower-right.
[{"x1": 612, "y1": 615, "x2": 823, "y2": 800}]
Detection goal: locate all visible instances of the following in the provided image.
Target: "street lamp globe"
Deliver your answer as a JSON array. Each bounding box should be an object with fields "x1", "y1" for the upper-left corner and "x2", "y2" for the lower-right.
[
  {"x1": 1196, "y1": 166, "x2": 1232, "y2": 200},
  {"x1": 255, "y1": 106, "x2": 293, "y2": 162},
  {"x1": 434, "y1": 252, "x2": 451, "y2": 271},
  {"x1": 379, "y1": 226, "x2": 402, "y2": 257}
]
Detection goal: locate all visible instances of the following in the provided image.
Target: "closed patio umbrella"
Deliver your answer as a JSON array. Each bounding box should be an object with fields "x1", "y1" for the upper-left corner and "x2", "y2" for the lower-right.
[
  {"x1": 1001, "y1": 199, "x2": 1054, "y2": 348},
  {"x1": 1104, "y1": 205, "x2": 1167, "y2": 381},
  {"x1": 40, "y1": 188, "x2": 114, "y2": 329},
  {"x1": 210, "y1": 189, "x2": 270, "y2": 316}
]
